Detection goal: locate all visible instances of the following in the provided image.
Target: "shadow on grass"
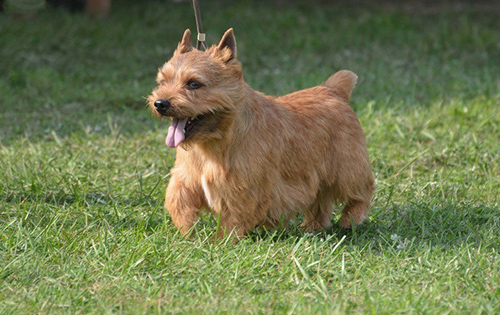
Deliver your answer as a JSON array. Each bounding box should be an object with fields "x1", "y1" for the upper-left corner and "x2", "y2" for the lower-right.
[
  {"x1": 2, "y1": 190, "x2": 166, "y2": 234},
  {"x1": 245, "y1": 203, "x2": 500, "y2": 249},
  {"x1": 2, "y1": 190, "x2": 158, "y2": 208},
  {"x1": 3, "y1": 185, "x2": 498, "y2": 250}
]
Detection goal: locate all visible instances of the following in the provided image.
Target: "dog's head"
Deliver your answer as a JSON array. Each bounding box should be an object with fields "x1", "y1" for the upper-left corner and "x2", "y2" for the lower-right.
[{"x1": 147, "y1": 29, "x2": 243, "y2": 148}]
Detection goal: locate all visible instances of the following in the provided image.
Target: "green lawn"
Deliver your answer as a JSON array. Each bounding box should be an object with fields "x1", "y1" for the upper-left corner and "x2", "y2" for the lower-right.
[{"x1": 1, "y1": 0, "x2": 499, "y2": 313}]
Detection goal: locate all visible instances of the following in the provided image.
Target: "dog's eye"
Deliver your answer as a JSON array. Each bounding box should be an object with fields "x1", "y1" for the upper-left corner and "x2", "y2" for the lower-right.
[{"x1": 186, "y1": 80, "x2": 202, "y2": 90}]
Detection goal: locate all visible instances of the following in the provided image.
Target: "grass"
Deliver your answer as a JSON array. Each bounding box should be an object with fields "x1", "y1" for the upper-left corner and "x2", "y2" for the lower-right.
[{"x1": 1, "y1": 0, "x2": 499, "y2": 313}]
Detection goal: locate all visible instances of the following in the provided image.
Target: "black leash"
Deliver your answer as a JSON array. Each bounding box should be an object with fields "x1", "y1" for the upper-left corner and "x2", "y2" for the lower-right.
[{"x1": 192, "y1": 0, "x2": 207, "y2": 50}]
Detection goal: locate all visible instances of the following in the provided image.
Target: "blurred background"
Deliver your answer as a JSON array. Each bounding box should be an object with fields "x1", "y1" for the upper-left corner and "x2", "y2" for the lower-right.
[{"x1": 1, "y1": 0, "x2": 499, "y2": 142}]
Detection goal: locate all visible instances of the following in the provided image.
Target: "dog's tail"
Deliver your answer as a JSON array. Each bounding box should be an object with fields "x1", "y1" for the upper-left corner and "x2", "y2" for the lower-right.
[{"x1": 323, "y1": 70, "x2": 358, "y2": 102}]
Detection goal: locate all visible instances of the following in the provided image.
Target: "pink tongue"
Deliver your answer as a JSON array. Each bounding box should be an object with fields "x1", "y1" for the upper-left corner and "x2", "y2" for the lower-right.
[{"x1": 165, "y1": 118, "x2": 188, "y2": 148}]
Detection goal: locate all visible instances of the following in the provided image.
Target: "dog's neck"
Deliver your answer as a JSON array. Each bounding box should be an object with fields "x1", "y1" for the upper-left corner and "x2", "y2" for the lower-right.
[{"x1": 191, "y1": 81, "x2": 273, "y2": 166}]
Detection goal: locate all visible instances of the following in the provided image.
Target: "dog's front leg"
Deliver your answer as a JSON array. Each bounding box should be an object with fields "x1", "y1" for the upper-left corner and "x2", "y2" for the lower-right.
[
  {"x1": 214, "y1": 199, "x2": 268, "y2": 242},
  {"x1": 165, "y1": 176, "x2": 203, "y2": 236},
  {"x1": 214, "y1": 211, "x2": 249, "y2": 242}
]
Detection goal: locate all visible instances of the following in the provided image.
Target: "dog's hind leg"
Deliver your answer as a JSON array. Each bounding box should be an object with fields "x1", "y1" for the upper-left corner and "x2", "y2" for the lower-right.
[
  {"x1": 301, "y1": 188, "x2": 335, "y2": 232},
  {"x1": 339, "y1": 199, "x2": 371, "y2": 229},
  {"x1": 338, "y1": 180, "x2": 374, "y2": 229}
]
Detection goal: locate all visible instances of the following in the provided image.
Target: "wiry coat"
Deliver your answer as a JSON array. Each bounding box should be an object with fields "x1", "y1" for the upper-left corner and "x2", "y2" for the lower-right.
[{"x1": 148, "y1": 29, "x2": 374, "y2": 239}]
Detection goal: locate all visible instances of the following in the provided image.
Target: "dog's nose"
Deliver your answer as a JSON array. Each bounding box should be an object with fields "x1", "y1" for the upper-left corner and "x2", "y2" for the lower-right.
[{"x1": 154, "y1": 99, "x2": 171, "y2": 115}]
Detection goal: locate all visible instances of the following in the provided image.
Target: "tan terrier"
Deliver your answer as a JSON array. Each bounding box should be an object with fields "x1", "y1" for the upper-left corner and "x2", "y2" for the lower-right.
[{"x1": 148, "y1": 28, "x2": 375, "y2": 240}]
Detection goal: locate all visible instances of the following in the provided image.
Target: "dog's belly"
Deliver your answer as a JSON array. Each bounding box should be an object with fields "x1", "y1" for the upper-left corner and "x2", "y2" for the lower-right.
[
  {"x1": 200, "y1": 170, "x2": 320, "y2": 220},
  {"x1": 269, "y1": 180, "x2": 320, "y2": 213}
]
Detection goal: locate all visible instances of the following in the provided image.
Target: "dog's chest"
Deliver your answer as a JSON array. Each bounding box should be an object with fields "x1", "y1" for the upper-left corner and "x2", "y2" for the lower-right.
[
  {"x1": 199, "y1": 168, "x2": 234, "y2": 212},
  {"x1": 197, "y1": 157, "x2": 250, "y2": 212},
  {"x1": 201, "y1": 174, "x2": 215, "y2": 209}
]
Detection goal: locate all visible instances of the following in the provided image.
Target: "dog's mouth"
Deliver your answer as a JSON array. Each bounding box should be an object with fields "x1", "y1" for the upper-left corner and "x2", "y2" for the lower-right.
[
  {"x1": 165, "y1": 114, "x2": 205, "y2": 148},
  {"x1": 185, "y1": 114, "x2": 205, "y2": 139}
]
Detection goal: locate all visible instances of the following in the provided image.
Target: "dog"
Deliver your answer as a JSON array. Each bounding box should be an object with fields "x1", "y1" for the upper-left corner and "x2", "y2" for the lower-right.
[{"x1": 148, "y1": 28, "x2": 375, "y2": 240}]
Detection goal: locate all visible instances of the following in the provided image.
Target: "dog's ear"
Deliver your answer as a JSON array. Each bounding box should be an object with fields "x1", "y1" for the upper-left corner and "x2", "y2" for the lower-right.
[
  {"x1": 214, "y1": 28, "x2": 237, "y2": 63},
  {"x1": 174, "y1": 29, "x2": 193, "y2": 55}
]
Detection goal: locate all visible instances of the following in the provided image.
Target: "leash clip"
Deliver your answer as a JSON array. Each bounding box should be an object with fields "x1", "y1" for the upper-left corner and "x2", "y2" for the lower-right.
[{"x1": 192, "y1": 0, "x2": 208, "y2": 50}]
